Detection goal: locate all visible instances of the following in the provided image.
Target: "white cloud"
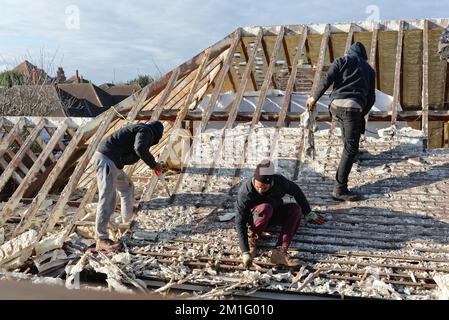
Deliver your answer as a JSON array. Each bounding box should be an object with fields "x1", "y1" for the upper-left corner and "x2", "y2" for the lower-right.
[{"x1": 0, "y1": 0, "x2": 446, "y2": 84}]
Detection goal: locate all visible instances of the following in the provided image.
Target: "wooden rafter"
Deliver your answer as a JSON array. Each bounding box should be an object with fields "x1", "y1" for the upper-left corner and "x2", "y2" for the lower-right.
[
  {"x1": 37, "y1": 110, "x2": 116, "y2": 239},
  {"x1": 306, "y1": 24, "x2": 332, "y2": 161},
  {"x1": 201, "y1": 28, "x2": 264, "y2": 193},
  {"x1": 0, "y1": 119, "x2": 45, "y2": 193},
  {"x1": 169, "y1": 30, "x2": 242, "y2": 201},
  {"x1": 344, "y1": 23, "x2": 355, "y2": 55},
  {"x1": 240, "y1": 37, "x2": 258, "y2": 91},
  {"x1": 140, "y1": 49, "x2": 212, "y2": 201},
  {"x1": 422, "y1": 19, "x2": 429, "y2": 150},
  {"x1": 391, "y1": 21, "x2": 405, "y2": 127},
  {"x1": 0, "y1": 121, "x2": 69, "y2": 227},
  {"x1": 231, "y1": 26, "x2": 286, "y2": 185}
]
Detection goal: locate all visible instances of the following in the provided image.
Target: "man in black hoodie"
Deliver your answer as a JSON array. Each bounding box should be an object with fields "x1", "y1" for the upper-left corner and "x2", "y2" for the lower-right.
[
  {"x1": 236, "y1": 160, "x2": 325, "y2": 268},
  {"x1": 93, "y1": 121, "x2": 165, "y2": 252},
  {"x1": 307, "y1": 42, "x2": 376, "y2": 201}
]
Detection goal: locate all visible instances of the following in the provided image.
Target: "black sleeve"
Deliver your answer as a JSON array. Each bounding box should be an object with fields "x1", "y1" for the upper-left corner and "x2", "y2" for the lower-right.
[
  {"x1": 134, "y1": 128, "x2": 157, "y2": 169},
  {"x1": 312, "y1": 59, "x2": 340, "y2": 102},
  {"x1": 285, "y1": 178, "x2": 311, "y2": 215},
  {"x1": 235, "y1": 192, "x2": 253, "y2": 253},
  {"x1": 364, "y1": 68, "x2": 376, "y2": 115}
]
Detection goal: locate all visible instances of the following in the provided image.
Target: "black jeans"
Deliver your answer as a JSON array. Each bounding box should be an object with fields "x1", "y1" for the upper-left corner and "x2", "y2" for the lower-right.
[{"x1": 330, "y1": 106, "x2": 363, "y2": 192}]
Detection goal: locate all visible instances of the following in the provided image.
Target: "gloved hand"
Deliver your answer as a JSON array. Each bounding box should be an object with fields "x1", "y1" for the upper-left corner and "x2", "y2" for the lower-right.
[
  {"x1": 152, "y1": 162, "x2": 166, "y2": 176},
  {"x1": 152, "y1": 166, "x2": 162, "y2": 176},
  {"x1": 306, "y1": 96, "x2": 316, "y2": 111},
  {"x1": 242, "y1": 251, "x2": 252, "y2": 268},
  {"x1": 305, "y1": 211, "x2": 325, "y2": 225}
]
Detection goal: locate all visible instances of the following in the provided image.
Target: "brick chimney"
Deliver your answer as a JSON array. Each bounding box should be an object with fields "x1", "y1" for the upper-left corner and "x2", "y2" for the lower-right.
[
  {"x1": 76, "y1": 69, "x2": 80, "y2": 83},
  {"x1": 56, "y1": 67, "x2": 66, "y2": 83}
]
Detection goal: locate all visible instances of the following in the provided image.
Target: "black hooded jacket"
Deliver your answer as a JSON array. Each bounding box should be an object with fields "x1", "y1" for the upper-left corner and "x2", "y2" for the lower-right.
[
  {"x1": 97, "y1": 121, "x2": 164, "y2": 170},
  {"x1": 312, "y1": 42, "x2": 376, "y2": 115},
  {"x1": 235, "y1": 174, "x2": 311, "y2": 252}
]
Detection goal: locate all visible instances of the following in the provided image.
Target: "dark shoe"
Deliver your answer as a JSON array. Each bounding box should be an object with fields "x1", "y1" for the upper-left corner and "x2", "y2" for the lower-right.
[
  {"x1": 270, "y1": 247, "x2": 302, "y2": 267},
  {"x1": 248, "y1": 231, "x2": 257, "y2": 258},
  {"x1": 96, "y1": 239, "x2": 122, "y2": 253},
  {"x1": 331, "y1": 189, "x2": 361, "y2": 202}
]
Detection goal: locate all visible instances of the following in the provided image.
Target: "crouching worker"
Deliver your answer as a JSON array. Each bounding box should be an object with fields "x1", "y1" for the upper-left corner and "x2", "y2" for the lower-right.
[
  {"x1": 235, "y1": 160, "x2": 325, "y2": 268},
  {"x1": 93, "y1": 121, "x2": 166, "y2": 252}
]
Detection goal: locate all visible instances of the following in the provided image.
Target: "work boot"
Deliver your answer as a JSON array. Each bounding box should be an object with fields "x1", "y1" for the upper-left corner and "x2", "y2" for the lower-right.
[
  {"x1": 331, "y1": 187, "x2": 361, "y2": 202},
  {"x1": 248, "y1": 231, "x2": 257, "y2": 258},
  {"x1": 270, "y1": 247, "x2": 302, "y2": 267},
  {"x1": 96, "y1": 239, "x2": 122, "y2": 253}
]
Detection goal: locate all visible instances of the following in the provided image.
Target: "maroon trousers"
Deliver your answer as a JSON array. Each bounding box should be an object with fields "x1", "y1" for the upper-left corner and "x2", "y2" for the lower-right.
[{"x1": 249, "y1": 203, "x2": 302, "y2": 250}]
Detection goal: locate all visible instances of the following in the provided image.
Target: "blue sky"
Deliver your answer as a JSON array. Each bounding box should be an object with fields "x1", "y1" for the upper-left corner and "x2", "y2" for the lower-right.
[{"x1": 0, "y1": 0, "x2": 446, "y2": 85}]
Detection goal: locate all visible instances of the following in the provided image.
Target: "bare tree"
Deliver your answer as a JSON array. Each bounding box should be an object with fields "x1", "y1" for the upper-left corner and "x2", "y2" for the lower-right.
[{"x1": 0, "y1": 49, "x2": 72, "y2": 116}]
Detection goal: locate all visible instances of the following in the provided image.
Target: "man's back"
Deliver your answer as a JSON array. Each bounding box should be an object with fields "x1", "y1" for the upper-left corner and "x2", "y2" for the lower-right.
[
  {"x1": 97, "y1": 121, "x2": 163, "y2": 169},
  {"x1": 313, "y1": 42, "x2": 376, "y2": 115}
]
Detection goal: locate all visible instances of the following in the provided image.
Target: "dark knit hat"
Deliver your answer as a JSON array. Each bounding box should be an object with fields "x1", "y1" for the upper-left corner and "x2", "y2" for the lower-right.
[
  {"x1": 147, "y1": 121, "x2": 164, "y2": 143},
  {"x1": 253, "y1": 160, "x2": 275, "y2": 184}
]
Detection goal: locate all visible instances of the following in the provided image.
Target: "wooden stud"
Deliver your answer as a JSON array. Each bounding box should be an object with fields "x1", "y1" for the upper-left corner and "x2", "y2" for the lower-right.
[
  {"x1": 391, "y1": 21, "x2": 405, "y2": 127},
  {"x1": 422, "y1": 19, "x2": 429, "y2": 150},
  {"x1": 369, "y1": 23, "x2": 379, "y2": 70}
]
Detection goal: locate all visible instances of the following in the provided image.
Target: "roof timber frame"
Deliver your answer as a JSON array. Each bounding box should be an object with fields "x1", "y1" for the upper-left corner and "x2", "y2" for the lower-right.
[{"x1": 2, "y1": 18, "x2": 449, "y2": 246}]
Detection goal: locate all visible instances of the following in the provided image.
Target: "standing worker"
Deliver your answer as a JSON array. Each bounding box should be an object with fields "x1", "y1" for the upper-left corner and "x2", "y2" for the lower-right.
[
  {"x1": 236, "y1": 160, "x2": 325, "y2": 268},
  {"x1": 93, "y1": 121, "x2": 166, "y2": 252},
  {"x1": 306, "y1": 42, "x2": 376, "y2": 201}
]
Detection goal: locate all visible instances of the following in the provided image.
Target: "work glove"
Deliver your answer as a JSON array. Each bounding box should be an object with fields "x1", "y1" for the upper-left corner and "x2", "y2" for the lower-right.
[
  {"x1": 305, "y1": 211, "x2": 325, "y2": 225},
  {"x1": 242, "y1": 251, "x2": 252, "y2": 268},
  {"x1": 306, "y1": 96, "x2": 316, "y2": 111},
  {"x1": 152, "y1": 162, "x2": 166, "y2": 176}
]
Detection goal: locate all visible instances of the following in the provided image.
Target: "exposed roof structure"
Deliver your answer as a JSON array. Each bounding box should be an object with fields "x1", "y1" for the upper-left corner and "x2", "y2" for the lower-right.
[{"x1": 1, "y1": 18, "x2": 449, "y2": 299}]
